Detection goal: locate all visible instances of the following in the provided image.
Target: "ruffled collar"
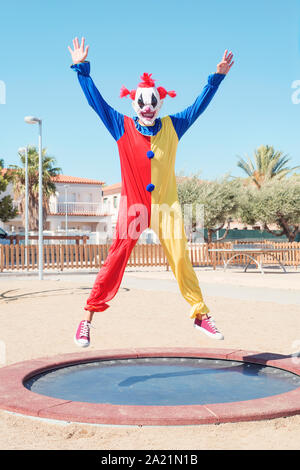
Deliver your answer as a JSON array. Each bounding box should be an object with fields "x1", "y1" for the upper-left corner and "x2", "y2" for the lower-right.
[{"x1": 133, "y1": 116, "x2": 162, "y2": 136}]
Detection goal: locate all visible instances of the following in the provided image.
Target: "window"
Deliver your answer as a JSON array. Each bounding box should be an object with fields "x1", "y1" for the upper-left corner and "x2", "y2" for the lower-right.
[{"x1": 113, "y1": 196, "x2": 118, "y2": 208}]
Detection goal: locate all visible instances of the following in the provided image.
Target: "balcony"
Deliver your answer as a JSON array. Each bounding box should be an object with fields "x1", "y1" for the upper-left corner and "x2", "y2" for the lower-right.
[{"x1": 49, "y1": 201, "x2": 106, "y2": 216}]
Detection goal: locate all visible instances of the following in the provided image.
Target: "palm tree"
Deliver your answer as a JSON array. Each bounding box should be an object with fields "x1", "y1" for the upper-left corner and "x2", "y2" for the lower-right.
[
  {"x1": 237, "y1": 145, "x2": 300, "y2": 189},
  {"x1": 9, "y1": 146, "x2": 62, "y2": 230}
]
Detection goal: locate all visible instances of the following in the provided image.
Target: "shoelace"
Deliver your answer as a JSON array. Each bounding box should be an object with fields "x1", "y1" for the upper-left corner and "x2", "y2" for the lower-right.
[
  {"x1": 80, "y1": 321, "x2": 91, "y2": 338},
  {"x1": 206, "y1": 317, "x2": 220, "y2": 333}
]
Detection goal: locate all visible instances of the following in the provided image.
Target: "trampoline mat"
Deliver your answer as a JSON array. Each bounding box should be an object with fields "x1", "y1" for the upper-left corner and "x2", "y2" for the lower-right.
[{"x1": 24, "y1": 357, "x2": 300, "y2": 406}]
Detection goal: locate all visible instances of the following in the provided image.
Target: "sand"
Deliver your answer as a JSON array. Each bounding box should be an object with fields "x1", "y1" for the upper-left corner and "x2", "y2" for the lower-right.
[{"x1": 0, "y1": 266, "x2": 299, "y2": 450}]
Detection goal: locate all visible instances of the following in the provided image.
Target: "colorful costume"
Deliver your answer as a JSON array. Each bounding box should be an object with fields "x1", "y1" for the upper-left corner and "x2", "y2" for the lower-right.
[{"x1": 71, "y1": 62, "x2": 225, "y2": 318}]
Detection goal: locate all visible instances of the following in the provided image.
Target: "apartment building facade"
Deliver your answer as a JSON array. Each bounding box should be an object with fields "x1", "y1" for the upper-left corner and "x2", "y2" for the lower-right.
[{"x1": 0, "y1": 174, "x2": 112, "y2": 242}]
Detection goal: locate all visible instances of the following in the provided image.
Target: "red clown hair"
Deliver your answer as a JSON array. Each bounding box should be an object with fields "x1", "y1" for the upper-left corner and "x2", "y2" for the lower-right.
[
  {"x1": 120, "y1": 73, "x2": 176, "y2": 100},
  {"x1": 138, "y1": 73, "x2": 156, "y2": 88},
  {"x1": 120, "y1": 86, "x2": 136, "y2": 100},
  {"x1": 157, "y1": 87, "x2": 177, "y2": 99}
]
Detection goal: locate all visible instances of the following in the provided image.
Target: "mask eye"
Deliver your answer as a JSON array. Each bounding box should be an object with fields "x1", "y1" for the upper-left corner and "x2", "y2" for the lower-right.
[
  {"x1": 151, "y1": 93, "x2": 157, "y2": 108},
  {"x1": 138, "y1": 94, "x2": 144, "y2": 109}
]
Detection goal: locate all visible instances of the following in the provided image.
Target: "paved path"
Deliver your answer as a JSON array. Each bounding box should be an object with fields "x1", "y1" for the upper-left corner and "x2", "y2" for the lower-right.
[
  {"x1": 121, "y1": 275, "x2": 300, "y2": 306},
  {"x1": 1, "y1": 269, "x2": 299, "y2": 306}
]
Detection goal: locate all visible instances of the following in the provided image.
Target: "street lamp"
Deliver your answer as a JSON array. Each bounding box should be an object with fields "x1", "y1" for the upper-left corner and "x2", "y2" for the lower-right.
[
  {"x1": 24, "y1": 116, "x2": 43, "y2": 280},
  {"x1": 18, "y1": 146, "x2": 29, "y2": 268}
]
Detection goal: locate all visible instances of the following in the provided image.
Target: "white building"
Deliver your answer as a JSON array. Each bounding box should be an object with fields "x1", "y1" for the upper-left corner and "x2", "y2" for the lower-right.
[
  {"x1": 48, "y1": 175, "x2": 109, "y2": 234},
  {"x1": 102, "y1": 182, "x2": 122, "y2": 230},
  {"x1": 1, "y1": 174, "x2": 158, "y2": 243},
  {"x1": 1, "y1": 174, "x2": 113, "y2": 243}
]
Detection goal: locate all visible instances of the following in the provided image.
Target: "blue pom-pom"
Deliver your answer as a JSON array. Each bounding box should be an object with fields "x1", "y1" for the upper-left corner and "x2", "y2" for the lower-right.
[{"x1": 146, "y1": 183, "x2": 155, "y2": 192}]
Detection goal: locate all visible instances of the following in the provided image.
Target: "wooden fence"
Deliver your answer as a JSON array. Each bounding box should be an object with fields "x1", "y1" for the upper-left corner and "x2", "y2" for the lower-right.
[
  {"x1": 0, "y1": 241, "x2": 299, "y2": 272},
  {"x1": 0, "y1": 243, "x2": 169, "y2": 271},
  {"x1": 199, "y1": 240, "x2": 300, "y2": 270},
  {"x1": 7, "y1": 235, "x2": 89, "y2": 245}
]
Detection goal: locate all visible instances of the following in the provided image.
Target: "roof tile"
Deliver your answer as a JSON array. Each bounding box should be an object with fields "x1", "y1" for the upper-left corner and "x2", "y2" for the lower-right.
[{"x1": 51, "y1": 175, "x2": 105, "y2": 185}]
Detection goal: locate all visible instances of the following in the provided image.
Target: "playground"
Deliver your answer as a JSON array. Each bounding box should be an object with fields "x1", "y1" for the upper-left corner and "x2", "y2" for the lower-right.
[{"x1": 0, "y1": 266, "x2": 299, "y2": 449}]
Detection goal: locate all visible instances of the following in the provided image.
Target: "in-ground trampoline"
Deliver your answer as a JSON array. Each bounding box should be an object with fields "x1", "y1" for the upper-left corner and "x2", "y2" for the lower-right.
[{"x1": 0, "y1": 348, "x2": 300, "y2": 425}]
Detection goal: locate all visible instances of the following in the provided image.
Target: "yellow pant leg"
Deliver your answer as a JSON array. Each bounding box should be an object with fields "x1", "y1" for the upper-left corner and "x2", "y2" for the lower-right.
[{"x1": 152, "y1": 202, "x2": 209, "y2": 319}]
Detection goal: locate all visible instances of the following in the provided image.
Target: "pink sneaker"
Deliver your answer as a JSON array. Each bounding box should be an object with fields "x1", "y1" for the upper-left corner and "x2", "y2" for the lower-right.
[
  {"x1": 194, "y1": 315, "x2": 224, "y2": 340},
  {"x1": 74, "y1": 320, "x2": 91, "y2": 347}
]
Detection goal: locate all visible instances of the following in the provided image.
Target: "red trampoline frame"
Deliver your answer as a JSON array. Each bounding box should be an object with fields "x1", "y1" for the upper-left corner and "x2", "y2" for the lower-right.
[{"x1": 0, "y1": 348, "x2": 299, "y2": 425}]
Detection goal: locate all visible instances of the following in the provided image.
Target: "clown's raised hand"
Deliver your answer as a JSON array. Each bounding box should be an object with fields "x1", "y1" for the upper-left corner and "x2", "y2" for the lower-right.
[
  {"x1": 68, "y1": 37, "x2": 89, "y2": 64},
  {"x1": 217, "y1": 50, "x2": 234, "y2": 75}
]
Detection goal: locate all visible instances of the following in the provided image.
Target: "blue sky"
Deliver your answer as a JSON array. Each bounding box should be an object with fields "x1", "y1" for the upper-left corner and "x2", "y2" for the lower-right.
[{"x1": 0, "y1": 0, "x2": 300, "y2": 185}]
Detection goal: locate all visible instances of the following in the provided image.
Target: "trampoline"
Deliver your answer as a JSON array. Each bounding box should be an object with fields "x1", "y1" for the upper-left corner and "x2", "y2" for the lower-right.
[
  {"x1": 25, "y1": 357, "x2": 300, "y2": 406},
  {"x1": 0, "y1": 348, "x2": 300, "y2": 425}
]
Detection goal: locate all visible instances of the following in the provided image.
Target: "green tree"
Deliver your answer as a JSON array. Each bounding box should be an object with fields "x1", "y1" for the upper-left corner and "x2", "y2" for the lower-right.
[
  {"x1": 9, "y1": 146, "x2": 61, "y2": 231},
  {"x1": 177, "y1": 173, "x2": 203, "y2": 207},
  {"x1": 237, "y1": 178, "x2": 300, "y2": 242},
  {"x1": 0, "y1": 159, "x2": 18, "y2": 222},
  {"x1": 177, "y1": 174, "x2": 240, "y2": 243},
  {"x1": 197, "y1": 178, "x2": 240, "y2": 243},
  {"x1": 177, "y1": 174, "x2": 203, "y2": 241},
  {"x1": 237, "y1": 145, "x2": 300, "y2": 189}
]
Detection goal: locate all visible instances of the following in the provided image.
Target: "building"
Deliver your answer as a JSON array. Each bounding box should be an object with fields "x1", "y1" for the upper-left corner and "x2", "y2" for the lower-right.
[
  {"x1": 1, "y1": 174, "x2": 157, "y2": 243},
  {"x1": 102, "y1": 182, "x2": 122, "y2": 230},
  {"x1": 48, "y1": 175, "x2": 109, "y2": 234},
  {"x1": 0, "y1": 174, "x2": 113, "y2": 243}
]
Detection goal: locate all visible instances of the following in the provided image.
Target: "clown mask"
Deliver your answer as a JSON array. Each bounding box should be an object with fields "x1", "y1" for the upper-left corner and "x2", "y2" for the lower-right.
[
  {"x1": 120, "y1": 73, "x2": 176, "y2": 126},
  {"x1": 132, "y1": 86, "x2": 162, "y2": 126}
]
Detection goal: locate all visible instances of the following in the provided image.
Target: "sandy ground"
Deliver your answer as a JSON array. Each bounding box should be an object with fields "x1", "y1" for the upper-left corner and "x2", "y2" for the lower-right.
[{"x1": 0, "y1": 266, "x2": 300, "y2": 450}]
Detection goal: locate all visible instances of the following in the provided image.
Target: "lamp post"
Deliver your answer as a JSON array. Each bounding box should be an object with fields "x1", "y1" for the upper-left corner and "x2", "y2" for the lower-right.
[
  {"x1": 24, "y1": 116, "x2": 43, "y2": 280},
  {"x1": 18, "y1": 146, "x2": 29, "y2": 268}
]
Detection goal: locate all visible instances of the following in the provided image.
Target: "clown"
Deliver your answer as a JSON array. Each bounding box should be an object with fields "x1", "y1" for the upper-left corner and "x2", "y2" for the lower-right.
[
  {"x1": 68, "y1": 37, "x2": 234, "y2": 347},
  {"x1": 121, "y1": 72, "x2": 176, "y2": 126}
]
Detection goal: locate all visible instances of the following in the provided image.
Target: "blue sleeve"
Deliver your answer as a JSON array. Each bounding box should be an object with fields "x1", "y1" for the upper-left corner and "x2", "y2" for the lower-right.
[
  {"x1": 71, "y1": 62, "x2": 124, "y2": 141},
  {"x1": 169, "y1": 73, "x2": 225, "y2": 140}
]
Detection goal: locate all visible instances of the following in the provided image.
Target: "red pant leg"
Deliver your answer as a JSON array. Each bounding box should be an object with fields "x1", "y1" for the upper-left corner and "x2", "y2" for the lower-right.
[{"x1": 84, "y1": 228, "x2": 139, "y2": 313}]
